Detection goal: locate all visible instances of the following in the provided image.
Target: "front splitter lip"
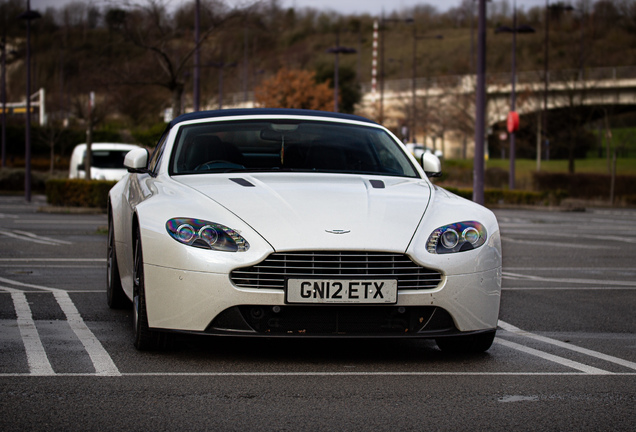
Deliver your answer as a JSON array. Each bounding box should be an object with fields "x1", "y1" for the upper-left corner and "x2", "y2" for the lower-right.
[{"x1": 149, "y1": 327, "x2": 497, "y2": 340}]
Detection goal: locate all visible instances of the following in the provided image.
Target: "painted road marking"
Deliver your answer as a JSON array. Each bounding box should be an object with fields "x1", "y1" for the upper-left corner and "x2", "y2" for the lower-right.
[
  {"x1": 499, "y1": 320, "x2": 636, "y2": 372},
  {"x1": 503, "y1": 272, "x2": 636, "y2": 287},
  {"x1": 0, "y1": 276, "x2": 120, "y2": 376},
  {"x1": 0, "y1": 288, "x2": 634, "y2": 377},
  {"x1": 495, "y1": 338, "x2": 612, "y2": 375},
  {"x1": 1, "y1": 287, "x2": 55, "y2": 376},
  {"x1": 0, "y1": 229, "x2": 71, "y2": 246}
]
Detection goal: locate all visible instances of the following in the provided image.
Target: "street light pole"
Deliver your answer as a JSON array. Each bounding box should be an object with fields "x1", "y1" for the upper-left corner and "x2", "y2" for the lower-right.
[
  {"x1": 473, "y1": 0, "x2": 487, "y2": 205},
  {"x1": 19, "y1": 0, "x2": 40, "y2": 202},
  {"x1": 208, "y1": 61, "x2": 237, "y2": 110},
  {"x1": 331, "y1": 30, "x2": 341, "y2": 113},
  {"x1": 327, "y1": 31, "x2": 356, "y2": 113},
  {"x1": 412, "y1": 30, "x2": 442, "y2": 145},
  {"x1": 510, "y1": 3, "x2": 518, "y2": 190},
  {"x1": 1, "y1": 28, "x2": 6, "y2": 168},
  {"x1": 193, "y1": 0, "x2": 200, "y2": 111},
  {"x1": 496, "y1": 2, "x2": 535, "y2": 190},
  {"x1": 379, "y1": 14, "x2": 385, "y2": 123},
  {"x1": 542, "y1": 0, "x2": 550, "y2": 170},
  {"x1": 412, "y1": 24, "x2": 416, "y2": 142},
  {"x1": 379, "y1": 16, "x2": 413, "y2": 124}
]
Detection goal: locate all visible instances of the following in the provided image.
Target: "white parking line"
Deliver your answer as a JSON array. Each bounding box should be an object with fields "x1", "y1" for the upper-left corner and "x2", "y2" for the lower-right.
[
  {"x1": 495, "y1": 338, "x2": 612, "y2": 375},
  {"x1": 504, "y1": 267, "x2": 634, "y2": 272},
  {"x1": 503, "y1": 286, "x2": 636, "y2": 291},
  {"x1": 13, "y1": 230, "x2": 72, "y2": 245},
  {"x1": 0, "y1": 258, "x2": 105, "y2": 269},
  {"x1": 503, "y1": 272, "x2": 636, "y2": 287},
  {"x1": 499, "y1": 320, "x2": 636, "y2": 372},
  {"x1": 13, "y1": 220, "x2": 104, "y2": 225},
  {"x1": 1, "y1": 287, "x2": 54, "y2": 376},
  {"x1": 52, "y1": 291, "x2": 121, "y2": 376},
  {"x1": 0, "y1": 283, "x2": 633, "y2": 377},
  {"x1": 0, "y1": 229, "x2": 70, "y2": 246},
  {"x1": 0, "y1": 276, "x2": 120, "y2": 377},
  {"x1": 501, "y1": 238, "x2": 612, "y2": 249}
]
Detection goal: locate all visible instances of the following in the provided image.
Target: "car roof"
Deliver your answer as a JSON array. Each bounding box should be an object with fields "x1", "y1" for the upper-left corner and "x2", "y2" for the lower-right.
[
  {"x1": 168, "y1": 108, "x2": 378, "y2": 128},
  {"x1": 73, "y1": 143, "x2": 139, "y2": 151}
]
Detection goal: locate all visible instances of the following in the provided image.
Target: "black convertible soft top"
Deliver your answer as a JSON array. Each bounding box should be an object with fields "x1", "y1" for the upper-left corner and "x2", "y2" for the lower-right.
[{"x1": 168, "y1": 108, "x2": 378, "y2": 129}]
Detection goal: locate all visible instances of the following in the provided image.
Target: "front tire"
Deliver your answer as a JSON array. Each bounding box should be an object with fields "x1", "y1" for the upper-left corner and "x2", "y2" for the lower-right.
[
  {"x1": 106, "y1": 213, "x2": 129, "y2": 309},
  {"x1": 435, "y1": 330, "x2": 496, "y2": 354},
  {"x1": 132, "y1": 228, "x2": 171, "y2": 350}
]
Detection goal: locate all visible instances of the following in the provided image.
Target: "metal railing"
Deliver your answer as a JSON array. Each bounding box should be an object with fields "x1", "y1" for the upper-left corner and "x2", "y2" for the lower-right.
[
  {"x1": 360, "y1": 65, "x2": 636, "y2": 94},
  {"x1": 223, "y1": 66, "x2": 636, "y2": 106}
]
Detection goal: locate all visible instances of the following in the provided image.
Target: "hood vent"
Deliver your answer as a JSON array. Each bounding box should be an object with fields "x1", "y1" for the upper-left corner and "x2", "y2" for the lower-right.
[{"x1": 230, "y1": 178, "x2": 255, "y2": 187}]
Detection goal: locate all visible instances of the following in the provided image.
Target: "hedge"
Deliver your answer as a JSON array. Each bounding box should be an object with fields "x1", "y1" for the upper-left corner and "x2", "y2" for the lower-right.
[
  {"x1": 442, "y1": 186, "x2": 565, "y2": 206},
  {"x1": 45, "y1": 179, "x2": 116, "y2": 209},
  {"x1": 532, "y1": 172, "x2": 636, "y2": 200},
  {"x1": 0, "y1": 168, "x2": 58, "y2": 192}
]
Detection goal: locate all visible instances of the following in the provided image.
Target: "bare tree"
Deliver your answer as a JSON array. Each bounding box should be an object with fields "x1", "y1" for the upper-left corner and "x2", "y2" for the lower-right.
[{"x1": 111, "y1": 0, "x2": 245, "y2": 118}]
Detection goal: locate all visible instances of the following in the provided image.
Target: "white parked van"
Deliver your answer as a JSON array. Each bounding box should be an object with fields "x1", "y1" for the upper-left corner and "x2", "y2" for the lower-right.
[{"x1": 69, "y1": 143, "x2": 140, "y2": 181}]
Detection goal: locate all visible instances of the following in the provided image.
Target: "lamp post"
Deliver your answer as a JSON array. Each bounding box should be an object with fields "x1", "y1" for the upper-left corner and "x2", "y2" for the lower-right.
[
  {"x1": 18, "y1": 0, "x2": 40, "y2": 202},
  {"x1": 193, "y1": 0, "x2": 200, "y2": 111},
  {"x1": 495, "y1": 1, "x2": 535, "y2": 190},
  {"x1": 379, "y1": 16, "x2": 413, "y2": 124},
  {"x1": 326, "y1": 30, "x2": 356, "y2": 113},
  {"x1": 411, "y1": 27, "x2": 442, "y2": 145},
  {"x1": 542, "y1": 2, "x2": 576, "y2": 166},
  {"x1": 542, "y1": 0, "x2": 550, "y2": 171},
  {"x1": 1, "y1": 29, "x2": 7, "y2": 168},
  {"x1": 209, "y1": 61, "x2": 237, "y2": 110},
  {"x1": 473, "y1": 0, "x2": 487, "y2": 205}
]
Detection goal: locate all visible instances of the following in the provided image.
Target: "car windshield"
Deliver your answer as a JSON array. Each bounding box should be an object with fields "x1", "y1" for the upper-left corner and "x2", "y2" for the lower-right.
[
  {"x1": 169, "y1": 119, "x2": 419, "y2": 178},
  {"x1": 87, "y1": 150, "x2": 131, "y2": 169}
]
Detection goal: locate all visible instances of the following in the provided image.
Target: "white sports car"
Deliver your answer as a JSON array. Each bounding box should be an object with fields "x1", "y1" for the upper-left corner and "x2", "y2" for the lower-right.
[{"x1": 107, "y1": 109, "x2": 502, "y2": 353}]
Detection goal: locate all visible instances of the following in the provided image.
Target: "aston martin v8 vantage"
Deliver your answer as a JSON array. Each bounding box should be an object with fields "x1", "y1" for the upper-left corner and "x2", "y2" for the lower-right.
[{"x1": 107, "y1": 109, "x2": 502, "y2": 352}]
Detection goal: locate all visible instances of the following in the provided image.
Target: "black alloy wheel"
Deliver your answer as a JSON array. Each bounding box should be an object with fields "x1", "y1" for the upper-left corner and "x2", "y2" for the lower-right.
[{"x1": 132, "y1": 228, "x2": 171, "y2": 350}]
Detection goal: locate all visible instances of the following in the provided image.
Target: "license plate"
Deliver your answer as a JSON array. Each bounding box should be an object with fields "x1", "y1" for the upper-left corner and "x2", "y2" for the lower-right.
[{"x1": 286, "y1": 279, "x2": 397, "y2": 304}]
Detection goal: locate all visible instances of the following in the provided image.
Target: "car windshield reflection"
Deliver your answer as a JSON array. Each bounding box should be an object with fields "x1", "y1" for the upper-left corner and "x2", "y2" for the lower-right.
[{"x1": 169, "y1": 120, "x2": 419, "y2": 178}]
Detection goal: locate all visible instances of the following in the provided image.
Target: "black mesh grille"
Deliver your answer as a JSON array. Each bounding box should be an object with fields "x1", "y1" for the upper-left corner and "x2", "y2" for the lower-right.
[
  {"x1": 209, "y1": 305, "x2": 457, "y2": 336},
  {"x1": 230, "y1": 251, "x2": 442, "y2": 290}
]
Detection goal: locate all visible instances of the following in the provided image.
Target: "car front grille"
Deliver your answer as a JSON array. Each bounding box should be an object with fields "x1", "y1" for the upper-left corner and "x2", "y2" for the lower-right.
[{"x1": 230, "y1": 251, "x2": 442, "y2": 290}]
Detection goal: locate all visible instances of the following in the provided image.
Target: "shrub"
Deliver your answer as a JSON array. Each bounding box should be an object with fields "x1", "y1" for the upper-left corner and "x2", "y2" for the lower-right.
[
  {"x1": 484, "y1": 167, "x2": 509, "y2": 188},
  {"x1": 131, "y1": 123, "x2": 167, "y2": 148},
  {"x1": 441, "y1": 186, "x2": 565, "y2": 206},
  {"x1": 533, "y1": 172, "x2": 636, "y2": 199},
  {"x1": 45, "y1": 179, "x2": 116, "y2": 209},
  {"x1": 0, "y1": 168, "x2": 57, "y2": 192}
]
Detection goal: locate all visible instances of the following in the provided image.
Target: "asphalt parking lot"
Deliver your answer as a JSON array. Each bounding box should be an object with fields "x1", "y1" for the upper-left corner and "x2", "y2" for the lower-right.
[{"x1": 1, "y1": 195, "x2": 635, "y2": 431}]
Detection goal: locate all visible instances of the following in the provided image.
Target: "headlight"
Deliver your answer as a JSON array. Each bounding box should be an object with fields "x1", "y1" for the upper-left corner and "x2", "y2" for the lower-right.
[
  {"x1": 166, "y1": 218, "x2": 249, "y2": 252},
  {"x1": 426, "y1": 221, "x2": 486, "y2": 254}
]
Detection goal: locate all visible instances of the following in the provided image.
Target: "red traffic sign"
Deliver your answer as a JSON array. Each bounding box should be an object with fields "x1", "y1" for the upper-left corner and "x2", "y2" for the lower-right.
[{"x1": 507, "y1": 111, "x2": 520, "y2": 133}]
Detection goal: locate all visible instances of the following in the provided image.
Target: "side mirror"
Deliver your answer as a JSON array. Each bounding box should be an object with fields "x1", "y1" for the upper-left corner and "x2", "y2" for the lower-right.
[
  {"x1": 124, "y1": 148, "x2": 149, "y2": 172},
  {"x1": 421, "y1": 152, "x2": 442, "y2": 178}
]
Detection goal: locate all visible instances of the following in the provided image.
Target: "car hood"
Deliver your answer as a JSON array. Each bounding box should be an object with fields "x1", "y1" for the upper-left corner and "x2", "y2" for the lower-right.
[{"x1": 174, "y1": 173, "x2": 432, "y2": 252}]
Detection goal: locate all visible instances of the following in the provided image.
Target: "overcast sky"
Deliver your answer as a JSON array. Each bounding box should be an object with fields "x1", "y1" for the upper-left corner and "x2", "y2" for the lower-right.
[{"x1": 30, "y1": 0, "x2": 552, "y2": 16}]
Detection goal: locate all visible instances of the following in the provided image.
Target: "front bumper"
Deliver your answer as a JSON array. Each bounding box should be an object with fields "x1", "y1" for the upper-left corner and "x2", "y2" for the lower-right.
[{"x1": 143, "y1": 264, "x2": 501, "y2": 336}]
